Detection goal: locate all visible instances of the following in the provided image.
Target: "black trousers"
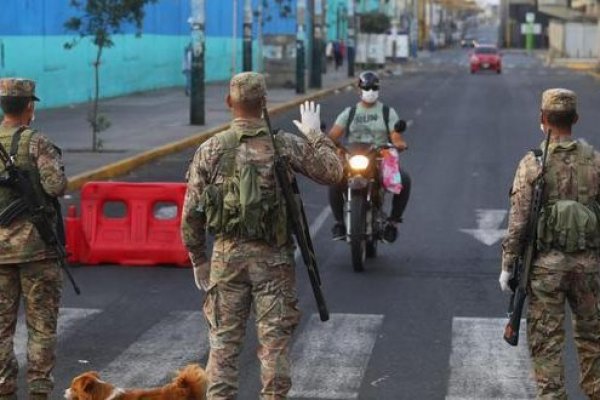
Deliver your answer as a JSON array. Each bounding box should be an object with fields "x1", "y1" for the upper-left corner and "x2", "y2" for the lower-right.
[{"x1": 329, "y1": 169, "x2": 411, "y2": 223}]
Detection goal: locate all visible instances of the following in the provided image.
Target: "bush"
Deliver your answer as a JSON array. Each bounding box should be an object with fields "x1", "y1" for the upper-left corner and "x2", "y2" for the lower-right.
[{"x1": 359, "y1": 12, "x2": 391, "y2": 34}]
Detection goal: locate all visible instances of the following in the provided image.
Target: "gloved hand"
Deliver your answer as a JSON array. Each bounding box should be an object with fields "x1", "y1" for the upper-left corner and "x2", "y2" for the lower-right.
[
  {"x1": 499, "y1": 270, "x2": 512, "y2": 292},
  {"x1": 293, "y1": 101, "x2": 322, "y2": 141},
  {"x1": 193, "y1": 261, "x2": 210, "y2": 291}
]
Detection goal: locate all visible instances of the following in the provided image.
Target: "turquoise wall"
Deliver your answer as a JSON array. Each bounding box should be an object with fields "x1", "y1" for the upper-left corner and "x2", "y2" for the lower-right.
[{"x1": 0, "y1": 34, "x2": 261, "y2": 109}]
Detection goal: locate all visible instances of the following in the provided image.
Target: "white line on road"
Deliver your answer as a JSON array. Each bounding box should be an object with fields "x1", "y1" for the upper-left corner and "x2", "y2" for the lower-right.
[
  {"x1": 416, "y1": 108, "x2": 423, "y2": 116},
  {"x1": 15, "y1": 307, "x2": 102, "y2": 364},
  {"x1": 407, "y1": 119, "x2": 414, "y2": 128},
  {"x1": 445, "y1": 317, "x2": 535, "y2": 400},
  {"x1": 289, "y1": 313, "x2": 384, "y2": 399},
  {"x1": 294, "y1": 207, "x2": 332, "y2": 261},
  {"x1": 101, "y1": 311, "x2": 208, "y2": 388}
]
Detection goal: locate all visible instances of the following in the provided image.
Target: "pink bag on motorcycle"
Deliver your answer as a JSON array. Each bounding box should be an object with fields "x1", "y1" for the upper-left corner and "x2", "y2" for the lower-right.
[{"x1": 380, "y1": 148, "x2": 403, "y2": 194}]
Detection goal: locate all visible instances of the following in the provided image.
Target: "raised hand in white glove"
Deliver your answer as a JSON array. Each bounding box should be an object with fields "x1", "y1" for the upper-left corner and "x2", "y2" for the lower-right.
[
  {"x1": 193, "y1": 261, "x2": 210, "y2": 292},
  {"x1": 293, "y1": 101, "x2": 322, "y2": 141},
  {"x1": 499, "y1": 270, "x2": 512, "y2": 292}
]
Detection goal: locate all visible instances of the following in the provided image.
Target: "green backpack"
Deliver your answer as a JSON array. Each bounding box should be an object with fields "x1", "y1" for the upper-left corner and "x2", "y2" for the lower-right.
[
  {"x1": 537, "y1": 141, "x2": 600, "y2": 253},
  {"x1": 201, "y1": 129, "x2": 289, "y2": 246}
]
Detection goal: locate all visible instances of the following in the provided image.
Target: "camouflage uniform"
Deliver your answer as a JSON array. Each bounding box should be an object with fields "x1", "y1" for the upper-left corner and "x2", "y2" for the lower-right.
[
  {"x1": 502, "y1": 89, "x2": 600, "y2": 399},
  {"x1": 182, "y1": 72, "x2": 342, "y2": 400},
  {"x1": 0, "y1": 79, "x2": 66, "y2": 400}
]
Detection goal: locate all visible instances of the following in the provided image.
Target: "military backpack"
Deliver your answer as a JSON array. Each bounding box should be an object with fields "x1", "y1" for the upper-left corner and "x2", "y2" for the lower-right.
[
  {"x1": 536, "y1": 140, "x2": 600, "y2": 253},
  {"x1": 201, "y1": 128, "x2": 289, "y2": 246}
]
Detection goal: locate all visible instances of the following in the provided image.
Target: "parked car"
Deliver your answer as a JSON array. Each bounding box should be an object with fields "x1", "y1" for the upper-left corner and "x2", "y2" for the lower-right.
[
  {"x1": 470, "y1": 45, "x2": 502, "y2": 74},
  {"x1": 460, "y1": 37, "x2": 477, "y2": 48}
]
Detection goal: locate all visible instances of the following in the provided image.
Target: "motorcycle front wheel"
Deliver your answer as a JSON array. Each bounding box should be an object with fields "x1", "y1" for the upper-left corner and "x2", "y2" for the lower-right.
[{"x1": 350, "y1": 192, "x2": 367, "y2": 272}]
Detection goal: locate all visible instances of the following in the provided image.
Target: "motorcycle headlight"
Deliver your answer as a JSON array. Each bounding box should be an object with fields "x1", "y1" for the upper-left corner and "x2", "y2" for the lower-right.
[{"x1": 348, "y1": 155, "x2": 369, "y2": 171}]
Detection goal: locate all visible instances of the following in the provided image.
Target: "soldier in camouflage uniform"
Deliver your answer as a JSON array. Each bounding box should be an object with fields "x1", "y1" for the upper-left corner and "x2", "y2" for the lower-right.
[
  {"x1": 181, "y1": 72, "x2": 342, "y2": 400},
  {"x1": 0, "y1": 78, "x2": 67, "y2": 400},
  {"x1": 501, "y1": 88, "x2": 600, "y2": 399}
]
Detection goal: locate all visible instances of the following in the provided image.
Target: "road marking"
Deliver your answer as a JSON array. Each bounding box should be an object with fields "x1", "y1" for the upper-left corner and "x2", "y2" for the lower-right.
[
  {"x1": 289, "y1": 313, "x2": 384, "y2": 399},
  {"x1": 461, "y1": 209, "x2": 507, "y2": 246},
  {"x1": 15, "y1": 307, "x2": 102, "y2": 363},
  {"x1": 101, "y1": 311, "x2": 208, "y2": 388},
  {"x1": 416, "y1": 108, "x2": 423, "y2": 116},
  {"x1": 294, "y1": 207, "x2": 332, "y2": 261},
  {"x1": 407, "y1": 119, "x2": 414, "y2": 128},
  {"x1": 446, "y1": 317, "x2": 535, "y2": 400}
]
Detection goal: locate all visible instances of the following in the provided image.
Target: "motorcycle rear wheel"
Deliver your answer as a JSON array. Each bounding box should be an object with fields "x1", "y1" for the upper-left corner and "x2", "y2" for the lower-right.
[{"x1": 350, "y1": 193, "x2": 367, "y2": 272}]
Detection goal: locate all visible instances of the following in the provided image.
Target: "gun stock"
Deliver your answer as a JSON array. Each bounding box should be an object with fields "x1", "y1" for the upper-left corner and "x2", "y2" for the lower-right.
[
  {"x1": 264, "y1": 108, "x2": 329, "y2": 322},
  {"x1": 503, "y1": 130, "x2": 552, "y2": 345}
]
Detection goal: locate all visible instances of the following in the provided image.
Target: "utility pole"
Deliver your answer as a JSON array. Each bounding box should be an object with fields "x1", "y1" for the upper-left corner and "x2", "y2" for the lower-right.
[
  {"x1": 310, "y1": 0, "x2": 323, "y2": 88},
  {"x1": 257, "y1": 3, "x2": 263, "y2": 72},
  {"x1": 347, "y1": 0, "x2": 356, "y2": 77},
  {"x1": 322, "y1": 0, "x2": 327, "y2": 74},
  {"x1": 189, "y1": 0, "x2": 205, "y2": 125},
  {"x1": 243, "y1": 0, "x2": 252, "y2": 71},
  {"x1": 232, "y1": 0, "x2": 238, "y2": 76},
  {"x1": 411, "y1": 0, "x2": 418, "y2": 56},
  {"x1": 296, "y1": 0, "x2": 307, "y2": 94}
]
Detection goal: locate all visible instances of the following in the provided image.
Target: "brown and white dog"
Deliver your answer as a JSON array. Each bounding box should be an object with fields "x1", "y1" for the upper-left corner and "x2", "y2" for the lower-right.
[{"x1": 64, "y1": 364, "x2": 207, "y2": 400}]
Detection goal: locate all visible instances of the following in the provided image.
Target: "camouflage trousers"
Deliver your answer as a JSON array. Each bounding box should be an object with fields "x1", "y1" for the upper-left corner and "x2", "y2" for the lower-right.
[
  {"x1": 0, "y1": 260, "x2": 62, "y2": 398},
  {"x1": 203, "y1": 257, "x2": 301, "y2": 400},
  {"x1": 527, "y1": 266, "x2": 600, "y2": 399}
]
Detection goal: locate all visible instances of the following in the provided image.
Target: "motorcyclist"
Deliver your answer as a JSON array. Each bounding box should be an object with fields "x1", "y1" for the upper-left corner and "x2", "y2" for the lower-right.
[{"x1": 327, "y1": 70, "x2": 411, "y2": 242}]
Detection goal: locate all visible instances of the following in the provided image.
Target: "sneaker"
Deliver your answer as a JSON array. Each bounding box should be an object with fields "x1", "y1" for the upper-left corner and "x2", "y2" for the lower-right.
[
  {"x1": 382, "y1": 221, "x2": 398, "y2": 243},
  {"x1": 331, "y1": 222, "x2": 346, "y2": 241}
]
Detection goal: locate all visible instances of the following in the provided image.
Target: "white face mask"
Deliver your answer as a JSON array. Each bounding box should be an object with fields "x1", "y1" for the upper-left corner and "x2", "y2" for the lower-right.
[{"x1": 361, "y1": 90, "x2": 379, "y2": 104}]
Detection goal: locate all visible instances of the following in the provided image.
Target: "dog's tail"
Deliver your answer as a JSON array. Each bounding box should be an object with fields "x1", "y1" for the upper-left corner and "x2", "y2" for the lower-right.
[{"x1": 173, "y1": 364, "x2": 207, "y2": 400}]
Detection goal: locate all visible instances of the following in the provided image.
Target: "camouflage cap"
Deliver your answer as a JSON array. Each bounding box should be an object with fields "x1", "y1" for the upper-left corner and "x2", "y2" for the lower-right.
[
  {"x1": 541, "y1": 88, "x2": 576, "y2": 112},
  {"x1": 0, "y1": 78, "x2": 40, "y2": 101},
  {"x1": 229, "y1": 72, "x2": 266, "y2": 102}
]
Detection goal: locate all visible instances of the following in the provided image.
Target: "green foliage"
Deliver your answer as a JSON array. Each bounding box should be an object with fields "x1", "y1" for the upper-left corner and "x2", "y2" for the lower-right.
[
  {"x1": 359, "y1": 12, "x2": 391, "y2": 34},
  {"x1": 256, "y1": 0, "x2": 294, "y2": 24},
  {"x1": 64, "y1": 0, "x2": 156, "y2": 152},
  {"x1": 64, "y1": 0, "x2": 158, "y2": 50}
]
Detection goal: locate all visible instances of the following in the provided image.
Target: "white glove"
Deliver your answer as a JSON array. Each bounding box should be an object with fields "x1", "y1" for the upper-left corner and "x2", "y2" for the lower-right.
[
  {"x1": 499, "y1": 270, "x2": 512, "y2": 292},
  {"x1": 193, "y1": 262, "x2": 210, "y2": 291},
  {"x1": 293, "y1": 101, "x2": 322, "y2": 141}
]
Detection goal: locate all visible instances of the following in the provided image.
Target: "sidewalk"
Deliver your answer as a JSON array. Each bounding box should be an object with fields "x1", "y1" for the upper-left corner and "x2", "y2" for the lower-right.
[{"x1": 33, "y1": 67, "x2": 353, "y2": 190}]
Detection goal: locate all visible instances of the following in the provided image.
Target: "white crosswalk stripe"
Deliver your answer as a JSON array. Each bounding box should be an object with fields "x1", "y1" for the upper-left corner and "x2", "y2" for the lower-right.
[
  {"x1": 15, "y1": 307, "x2": 101, "y2": 364},
  {"x1": 445, "y1": 317, "x2": 535, "y2": 400},
  {"x1": 100, "y1": 311, "x2": 208, "y2": 388},
  {"x1": 289, "y1": 313, "x2": 384, "y2": 399}
]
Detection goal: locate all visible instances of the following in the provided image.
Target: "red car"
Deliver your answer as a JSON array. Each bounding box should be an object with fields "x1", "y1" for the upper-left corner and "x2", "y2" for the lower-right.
[{"x1": 470, "y1": 45, "x2": 502, "y2": 74}]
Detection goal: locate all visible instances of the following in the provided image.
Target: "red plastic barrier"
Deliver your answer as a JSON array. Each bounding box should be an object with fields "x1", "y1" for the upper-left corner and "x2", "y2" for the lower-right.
[{"x1": 66, "y1": 182, "x2": 191, "y2": 267}]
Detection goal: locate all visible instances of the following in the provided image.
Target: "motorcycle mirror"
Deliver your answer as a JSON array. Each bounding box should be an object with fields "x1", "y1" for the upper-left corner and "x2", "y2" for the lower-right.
[{"x1": 394, "y1": 119, "x2": 407, "y2": 133}]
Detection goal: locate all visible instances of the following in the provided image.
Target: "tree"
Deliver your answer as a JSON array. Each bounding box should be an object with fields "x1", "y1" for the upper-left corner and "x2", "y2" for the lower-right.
[
  {"x1": 359, "y1": 12, "x2": 391, "y2": 34},
  {"x1": 64, "y1": 0, "x2": 157, "y2": 152}
]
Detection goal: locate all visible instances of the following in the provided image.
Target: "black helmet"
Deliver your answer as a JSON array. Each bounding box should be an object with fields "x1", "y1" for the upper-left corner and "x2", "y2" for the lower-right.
[{"x1": 358, "y1": 71, "x2": 380, "y2": 91}]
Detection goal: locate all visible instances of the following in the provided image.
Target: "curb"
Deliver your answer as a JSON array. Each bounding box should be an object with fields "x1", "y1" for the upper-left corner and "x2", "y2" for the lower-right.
[{"x1": 67, "y1": 78, "x2": 354, "y2": 192}]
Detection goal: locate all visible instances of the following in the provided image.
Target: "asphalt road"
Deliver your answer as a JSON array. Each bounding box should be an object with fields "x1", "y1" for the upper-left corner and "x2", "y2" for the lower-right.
[{"x1": 19, "y1": 24, "x2": 600, "y2": 400}]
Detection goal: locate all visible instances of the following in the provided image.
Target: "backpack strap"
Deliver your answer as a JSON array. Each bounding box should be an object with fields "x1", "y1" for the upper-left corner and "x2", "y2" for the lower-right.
[
  {"x1": 345, "y1": 106, "x2": 357, "y2": 137},
  {"x1": 214, "y1": 129, "x2": 241, "y2": 178},
  {"x1": 576, "y1": 141, "x2": 595, "y2": 205},
  {"x1": 383, "y1": 104, "x2": 390, "y2": 137}
]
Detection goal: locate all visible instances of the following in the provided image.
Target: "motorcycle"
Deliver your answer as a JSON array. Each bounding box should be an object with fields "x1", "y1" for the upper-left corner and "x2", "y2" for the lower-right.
[{"x1": 340, "y1": 120, "x2": 407, "y2": 272}]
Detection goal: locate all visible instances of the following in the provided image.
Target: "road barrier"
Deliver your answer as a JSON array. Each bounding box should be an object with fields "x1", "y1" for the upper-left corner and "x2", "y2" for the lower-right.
[{"x1": 66, "y1": 182, "x2": 191, "y2": 267}]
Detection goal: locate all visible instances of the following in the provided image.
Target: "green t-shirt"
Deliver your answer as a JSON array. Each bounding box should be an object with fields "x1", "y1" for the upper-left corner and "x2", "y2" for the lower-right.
[{"x1": 334, "y1": 101, "x2": 399, "y2": 146}]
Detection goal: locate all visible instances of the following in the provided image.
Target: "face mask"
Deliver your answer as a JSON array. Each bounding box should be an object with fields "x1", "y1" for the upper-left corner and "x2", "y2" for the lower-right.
[{"x1": 361, "y1": 90, "x2": 379, "y2": 104}]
